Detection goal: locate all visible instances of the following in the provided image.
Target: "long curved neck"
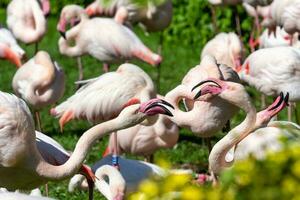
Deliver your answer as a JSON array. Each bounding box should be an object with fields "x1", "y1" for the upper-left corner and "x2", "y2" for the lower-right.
[
  {"x1": 30, "y1": 0, "x2": 46, "y2": 37},
  {"x1": 35, "y1": 118, "x2": 121, "y2": 181},
  {"x1": 209, "y1": 102, "x2": 256, "y2": 174}
]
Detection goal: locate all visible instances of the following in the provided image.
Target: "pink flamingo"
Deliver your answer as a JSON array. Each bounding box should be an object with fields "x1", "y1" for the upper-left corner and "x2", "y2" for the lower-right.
[
  {"x1": 6, "y1": 0, "x2": 50, "y2": 52},
  {"x1": 201, "y1": 32, "x2": 243, "y2": 70},
  {"x1": 0, "y1": 91, "x2": 173, "y2": 192},
  {"x1": 164, "y1": 56, "x2": 240, "y2": 150},
  {"x1": 192, "y1": 78, "x2": 295, "y2": 184},
  {"x1": 57, "y1": 5, "x2": 161, "y2": 74},
  {"x1": 12, "y1": 51, "x2": 65, "y2": 131},
  {"x1": 0, "y1": 26, "x2": 25, "y2": 67}
]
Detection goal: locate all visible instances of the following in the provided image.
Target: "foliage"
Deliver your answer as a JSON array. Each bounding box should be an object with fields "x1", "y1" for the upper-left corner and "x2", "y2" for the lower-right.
[{"x1": 129, "y1": 143, "x2": 300, "y2": 200}]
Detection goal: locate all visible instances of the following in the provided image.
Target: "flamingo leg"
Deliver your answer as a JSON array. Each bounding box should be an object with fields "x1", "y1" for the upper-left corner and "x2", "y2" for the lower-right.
[
  {"x1": 210, "y1": 5, "x2": 219, "y2": 33},
  {"x1": 234, "y1": 6, "x2": 242, "y2": 37},
  {"x1": 288, "y1": 102, "x2": 296, "y2": 122},
  {"x1": 35, "y1": 42, "x2": 39, "y2": 54},
  {"x1": 112, "y1": 132, "x2": 120, "y2": 169},
  {"x1": 205, "y1": 138, "x2": 212, "y2": 153},
  {"x1": 261, "y1": 94, "x2": 266, "y2": 109},
  {"x1": 35, "y1": 111, "x2": 42, "y2": 132},
  {"x1": 144, "y1": 154, "x2": 154, "y2": 163},
  {"x1": 103, "y1": 63, "x2": 110, "y2": 73},
  {"x1": 76, "y1": 57, "x2": 84, "y2": 90},
  {"x1": 45, "y1": 184, "x2": 48, "y2": 197}
]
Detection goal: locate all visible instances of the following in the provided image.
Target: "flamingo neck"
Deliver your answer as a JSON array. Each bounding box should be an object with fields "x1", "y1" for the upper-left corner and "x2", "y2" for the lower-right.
[
  {"x1": 35, "y1": 118, "x2": 121, "y2": 180},
  {"x1": 208, "y1": 99, "x2": 256, "y2": 175}
]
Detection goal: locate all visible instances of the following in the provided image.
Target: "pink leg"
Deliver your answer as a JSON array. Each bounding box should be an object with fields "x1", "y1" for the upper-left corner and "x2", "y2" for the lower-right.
[{"x1": 103, "y1": 63, "x2": 110, "y2": 73}]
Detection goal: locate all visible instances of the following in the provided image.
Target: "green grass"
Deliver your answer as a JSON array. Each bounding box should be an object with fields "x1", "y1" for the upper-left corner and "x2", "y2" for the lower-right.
[{"x1": 0, "y1": 10, "x2": 298, "y2": 200}]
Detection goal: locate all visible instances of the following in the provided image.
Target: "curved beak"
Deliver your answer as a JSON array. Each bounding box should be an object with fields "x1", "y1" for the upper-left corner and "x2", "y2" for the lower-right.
[
  {"x1": 57, "y1": 17, "x2": 67, "y2": 39},
  {"x1": 85, "y1": 3, "x2": 98, "y2": 17},
  {"x1": 140, "y1": 98, "x2": 174, "y2": 117},
  {"x1": 191, "y1": 79, "x2": 222, "y2": 100},
  {"x1": 265, "y1": 92, "x2": 289, "y2": 118},
  {"x1": 3, "y1": 46, "x2": 22, "y2": 67}
]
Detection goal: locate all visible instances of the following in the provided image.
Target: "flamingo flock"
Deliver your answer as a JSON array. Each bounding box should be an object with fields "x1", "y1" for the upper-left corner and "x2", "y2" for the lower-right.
[{"x1": 0, "y1": 0, "x2": 299, "y2": 199}]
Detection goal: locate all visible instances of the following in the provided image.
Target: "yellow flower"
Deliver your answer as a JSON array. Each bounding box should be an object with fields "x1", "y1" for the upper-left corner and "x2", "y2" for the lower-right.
[
  {"x1": 292, "y1": 160, "x2": 300, "y2": 178},
  {"x1": 182, "y1": 186, "x2": 203, "y2": 200},
  {"x1": 129, "y1": 192, "x2": 149, "y2": 200},
  {"x1": 139, "y1": 180, "x2": 159, "y2": 197},
  {"x1": 163, "y1": 174, "x2": 191, "y2": 192}
]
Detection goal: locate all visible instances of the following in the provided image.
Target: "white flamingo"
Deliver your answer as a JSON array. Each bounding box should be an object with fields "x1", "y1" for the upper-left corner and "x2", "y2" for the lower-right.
[
  {"x1": 237, "y1": 46, "x2": 300, "y2": 121},
  {"x1": 0, "y1": 91, "x2": 173, "y2": 192},
  {"x1": 12, "y1": 51, "x2": 65, "y2": 131},
  {"x1": 57, "y1": 5, "x2": 161, "y2": 73},
  {"x1": 201, "y1": 32, "x2": 243, "y2": 70},
  {"x1": 6, "y1": 0, "x2": 50, "y2": 51}
]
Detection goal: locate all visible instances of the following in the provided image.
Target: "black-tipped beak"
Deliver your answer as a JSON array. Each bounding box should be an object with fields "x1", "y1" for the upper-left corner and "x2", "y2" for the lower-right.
[
  {"x1": 194, "y1": 90, "x2": 202, "y2": 100},
  {"x1": 59, "y1": 31, "x2": 66, "y2": 40},
  {"x1": 191, "y1": 80, "x2": 221, "y2": 92},
  {"x1": 268, "y1": 92, "x2": 284, "y2": 111},
  {"x1": 144, "y1": 100, "x2": 174, "y2": 117},
  {"x1": 284, "y1": 92, "x2": 290, "y2": 106},
  {"x1": 45, "y1": 12, "x2": 50, "y2": 18}
]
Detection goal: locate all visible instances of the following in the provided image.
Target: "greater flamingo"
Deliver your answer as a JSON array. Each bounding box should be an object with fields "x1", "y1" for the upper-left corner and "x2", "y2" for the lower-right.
[
  {"x1": 12, "y1": 51, "x2": 65, "y2": 131},
  {"x1": 51, "y1": 63, "x2": 156, "y2": 167},
  {"x1": 6, "y1": 0, "x2": 50, "y2": 52},
  {"x1": 200, "y1": 32, "x2": 243, "y2": 69},
  {"x1": 237, "y1": 46, "x2": 300, "y2": 121},
  {"x1": 57, "y1": 5, "x2": 161, "y2": 74},
  {"x1": 0, "y1": 26, "x2": 25, "y2": 67},
  {"x1": 165, "y1": 56, "x2": 240, "y2": 150},
  {"x1": 260, "y1": 0, "x2": 300, "y2": 44},
  {"x1": 0, "y1": 91, "x2": 173, "y2": 192},
  {"x1": 85, "y1": 0, "x2": 173, "y2": 32},
  {"x1": 192, "y1": 79, "x2": 299, "y2": 184},
  {"x1": 105, "y1": 95, "x2": 179, "y2": 161}
]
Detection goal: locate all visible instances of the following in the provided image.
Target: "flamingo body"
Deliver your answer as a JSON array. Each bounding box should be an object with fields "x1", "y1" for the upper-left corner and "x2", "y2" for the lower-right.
[
  {"x1": 51, "y1": 63, "x2": 155, "y2": 128},
  {"x1": 58, "y1": 5, "x2": 161, "y2": 66},
  {"x1": 6, "y1": 0, "x2": 48, "y2": 44},
  {"x1": 0, "y1": 192, "x2": 55, "y2": 200},
  {"x1": 239, "y1": 47, "x2": 300, "y2": 102},
  {"x1": 12, "y1": 51, "x2": 65, "y2": 110}
]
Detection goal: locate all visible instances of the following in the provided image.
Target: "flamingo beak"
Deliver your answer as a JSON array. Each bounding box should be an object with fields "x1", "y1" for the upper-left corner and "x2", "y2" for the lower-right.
[
  {"x1": 41, "y1": 0, "x2": 50, "y2": 18},
  {"x1": 191, "y1": 79, "x2": 223, "y2": 100},
  {"x1": 140, "y1": 98, "x2": 174, "y2": 117},
  {"x1": 85, "y1": 6, "x2": 96, "y2": 16},
  {"x1": 4, "y1": 46, "x2": 22, "y2": 67},
  {"x1": 57, "y1": 18, "x2": 67, "y2": 39},
  {"x1": 265, "y1": 92, "x2": 289, "y2": 118}
]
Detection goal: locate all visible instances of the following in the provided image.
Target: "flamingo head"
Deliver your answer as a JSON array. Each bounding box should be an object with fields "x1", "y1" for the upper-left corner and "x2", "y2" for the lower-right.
[
  {"x1": 228, "y1": 32, "x2": 243, "y2": 70},
  {"x1": 116, "y1": 98, "x2": 174, "y2": 128},
  {"x1": 57, "y1": 5, "x2": 85, "y2": 39},
  {"x1": 0, "y1": 43, "x2": 22, "y2": 67},
  {"x1": 256, "y1": 92, "x2": 289, "y2": 127},
  {"x1": 192, "y1": 78, "x2": 251, "y2": 109}
]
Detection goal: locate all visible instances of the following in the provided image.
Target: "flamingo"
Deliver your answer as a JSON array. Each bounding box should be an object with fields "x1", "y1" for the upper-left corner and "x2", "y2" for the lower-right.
[
  {"x1": 6, "y1": 0, "x2": 50, "y2": 52},
  {"x1": 0, "y1": 26, "x2": 25, "y2": 67},
  {"x1": 12, "y1": 51, "x2": 65, "y2": 131},
  {"x1": 50, "y1": 63, "x2": 156, "y2": 167},
  {"x1": 249, "y1": 27, "x2": 300, "y2": 50},
  {"x1": 237, "y1": 46, "x2": 300, "y2": 121},
  {"x1": 192, "y1": 79, "x2": 299, "y2": 184},
  {"x1": 105, "y1": 95, "x2": 179, "y2": 161},
  {"x1": 68, "y1": 155, "x2": 193, "y2": 198},
  {"x1": 164, "y1": 56, "x2": 240, "y2": 150},
  {"x1": 57, "y1": 5, "x2": 161, "y2": 74},
  {"x1": 191, "y1": 78, "x2": 257, "y2": 184},
  {"x1": 85, "y1": 0, "x2": 173, "y2": 32},
  {"x1": 0, "y1": 91, "x2": 173, "y2": 192},
  {"x1": 200, "y1": 32, "x2": 243, "y2": 70},
  {"x1": 0, "y1": 192, "x2": 55, "y2": 200},
  {"x1": 260, "y1": 0, "x2": 300, "y2": 44}
]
